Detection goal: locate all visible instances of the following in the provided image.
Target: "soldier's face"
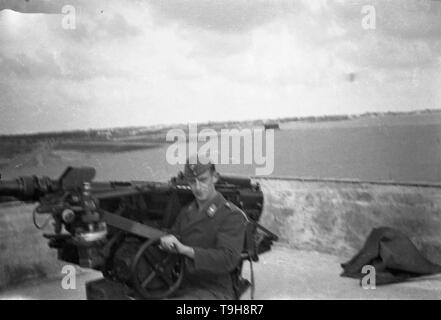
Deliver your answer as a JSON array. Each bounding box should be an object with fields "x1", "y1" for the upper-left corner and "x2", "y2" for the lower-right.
[{"x1": 187, "y1": 170, "x2": 218, "y2": 201}]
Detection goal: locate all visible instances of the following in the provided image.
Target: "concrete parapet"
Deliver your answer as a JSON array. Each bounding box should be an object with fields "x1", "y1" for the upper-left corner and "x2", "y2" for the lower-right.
[{"x1": 256, "y1": 177, "x2": 441, "y2": 263}]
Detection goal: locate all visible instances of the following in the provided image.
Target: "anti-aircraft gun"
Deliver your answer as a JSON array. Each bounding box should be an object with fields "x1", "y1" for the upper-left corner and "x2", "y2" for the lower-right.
[{"x1": 0, "y1": 167, "x2": 278, "y2": 299}]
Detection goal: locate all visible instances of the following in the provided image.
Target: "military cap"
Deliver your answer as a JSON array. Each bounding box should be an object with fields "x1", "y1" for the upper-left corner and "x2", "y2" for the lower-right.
[{"x1": 184, "y1": 154, "x2": 215, "y2": 178}]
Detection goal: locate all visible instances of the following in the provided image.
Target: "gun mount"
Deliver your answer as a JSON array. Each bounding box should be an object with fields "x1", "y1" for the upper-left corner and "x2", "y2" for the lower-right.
[{"x1": 0, "y1": 166, "x2": 278, "y2": 299}]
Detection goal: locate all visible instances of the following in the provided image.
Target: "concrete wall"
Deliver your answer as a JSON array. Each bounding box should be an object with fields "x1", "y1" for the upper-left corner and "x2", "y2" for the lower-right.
[
  {"x1": 256, "y1": 178, "x2": 441, "y2": 263},
  {"x1": 0, "y1": 203, "x2": 66, "y2": 290}
]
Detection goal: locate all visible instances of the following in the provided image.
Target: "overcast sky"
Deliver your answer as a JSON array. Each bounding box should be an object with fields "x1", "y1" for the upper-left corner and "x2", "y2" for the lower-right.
[{"x1": 0, "y1": 0, "x2": 440, "y2": 134}]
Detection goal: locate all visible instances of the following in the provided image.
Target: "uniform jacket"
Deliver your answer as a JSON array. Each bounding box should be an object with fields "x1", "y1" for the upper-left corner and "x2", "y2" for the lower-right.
[{"x1": 170, "y1": 191, "x2": 248, "y2": 298}]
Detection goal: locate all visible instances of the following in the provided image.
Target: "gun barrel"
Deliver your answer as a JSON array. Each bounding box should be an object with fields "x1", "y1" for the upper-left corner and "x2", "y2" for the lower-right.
[
  {"x1": 0, "y1": 176, "x2": 58, "y2": 201},
  {"x1": 0, "y1": 179, "x2": 22, "y2": 197}
]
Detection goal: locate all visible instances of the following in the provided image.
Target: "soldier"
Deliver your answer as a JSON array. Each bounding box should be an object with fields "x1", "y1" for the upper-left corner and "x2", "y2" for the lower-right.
[{"x1": 159, "y1": 154, "x2": 248, "y2": 300}]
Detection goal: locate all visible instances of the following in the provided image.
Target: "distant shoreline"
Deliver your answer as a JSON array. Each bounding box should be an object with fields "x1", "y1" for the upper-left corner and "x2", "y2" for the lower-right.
[
  {"x1": 1, "y1": 108, "x2": 440, "y2": 138},
  {"x1": 1, "y1": 108, "x2": 440, "y2": 162}
]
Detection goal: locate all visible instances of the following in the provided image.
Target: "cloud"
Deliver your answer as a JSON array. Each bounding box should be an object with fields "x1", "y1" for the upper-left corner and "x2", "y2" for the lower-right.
[
  {"x1": 310, "y1": 0, "x2": 441, "y2": 73},
  {"x1": 0, "y1": 0, "x2": 441, "y2": 134},
  {"x1": 0, "y1": 0, "x2": 142, "y2": 43},
  {"x1": 0, "y1": 3, "x2": 145, "y2": 83},
  {"x1": 0, "y1": 52, "x2": 62, "y2": 78},
  {"x1": 147, "y1": 0, "x2": 297, "y2": 34},
  {"x1": 56, "y1": 11, "x2": 142, "y2": 44},
  {"x1": 0, "y1": 0, "x2": 67, "y2": 14}
]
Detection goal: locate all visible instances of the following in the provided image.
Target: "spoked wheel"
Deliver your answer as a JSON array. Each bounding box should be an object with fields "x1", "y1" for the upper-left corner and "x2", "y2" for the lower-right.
[{"x1": 131, "y1": 238, "x2": 184, "y2": 299}]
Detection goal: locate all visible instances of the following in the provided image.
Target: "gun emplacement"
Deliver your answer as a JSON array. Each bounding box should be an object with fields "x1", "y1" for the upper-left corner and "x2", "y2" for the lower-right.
[{"x1": 0, "y1": 166, "x2": 277, "y2": 299}]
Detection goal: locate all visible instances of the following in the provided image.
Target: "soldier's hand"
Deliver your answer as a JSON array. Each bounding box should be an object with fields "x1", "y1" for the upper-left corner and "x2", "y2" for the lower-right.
[
  {"x1": 159, "y1": 235, "x2": 181, "y2": 253},
  {"x1": 159, "y1": 235, "x2": 194, "y2": 259}
]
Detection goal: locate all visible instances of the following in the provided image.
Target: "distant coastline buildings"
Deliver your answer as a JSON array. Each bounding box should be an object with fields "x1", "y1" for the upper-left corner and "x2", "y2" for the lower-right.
[{"x1": 263, "y1": 121, "x2": 280, "y2": 130}]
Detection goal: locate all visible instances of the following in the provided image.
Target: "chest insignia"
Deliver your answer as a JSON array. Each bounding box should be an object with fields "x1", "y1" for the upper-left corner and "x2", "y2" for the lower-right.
[{"x1": 207, "y1": 204, "x2": 217, "y2": 217}]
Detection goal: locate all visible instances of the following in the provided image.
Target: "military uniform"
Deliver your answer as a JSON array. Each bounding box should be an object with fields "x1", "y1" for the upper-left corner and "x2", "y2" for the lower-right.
[{"x1": 169, "y1": 191, "x2": 248, "y2": 300}]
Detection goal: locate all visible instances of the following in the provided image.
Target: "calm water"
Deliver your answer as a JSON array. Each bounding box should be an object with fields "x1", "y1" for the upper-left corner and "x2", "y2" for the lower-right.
[{"x1": 2, "y1": 114, "x2": 441, "y2": 183}]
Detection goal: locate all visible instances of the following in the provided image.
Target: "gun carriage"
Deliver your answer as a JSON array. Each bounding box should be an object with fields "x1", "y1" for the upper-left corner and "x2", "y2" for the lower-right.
[{"x1": 0, "y1": 167, "x2": 277, "y2": 299}]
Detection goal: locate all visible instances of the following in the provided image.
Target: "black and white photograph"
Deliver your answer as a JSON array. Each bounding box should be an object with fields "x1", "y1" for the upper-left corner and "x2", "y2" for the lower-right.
[{"x1": 1, "y1": 0, "x2": 441, "y2": 303}]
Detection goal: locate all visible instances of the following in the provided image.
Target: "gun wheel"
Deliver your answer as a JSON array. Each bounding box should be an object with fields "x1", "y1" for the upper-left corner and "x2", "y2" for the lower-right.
[{"x1": 131, "y1": 238, "x2": 184, "y2": 299}]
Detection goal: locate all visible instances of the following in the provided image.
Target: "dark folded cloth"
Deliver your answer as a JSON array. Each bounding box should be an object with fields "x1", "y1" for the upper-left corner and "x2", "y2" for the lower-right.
[{"x1": 341, "y1": 227, "x2": 441, "y2": 285}]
